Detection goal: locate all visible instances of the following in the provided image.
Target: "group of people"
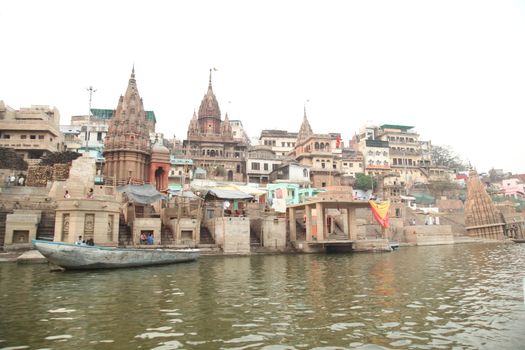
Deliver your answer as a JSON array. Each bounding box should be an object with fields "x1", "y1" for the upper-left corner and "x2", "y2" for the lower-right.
[
  {"x1": 140, "y1": 232, "x2": 154, "y2": 245},
  {"x1": 5, "y1": 175, "x2": 25, "y2": 186},
  {"x1": 75, "y1": 235, "x2": 94, "y2": 246},
  {"x1": 63, "y1": 188, "x2": 94, "y2": 199}
]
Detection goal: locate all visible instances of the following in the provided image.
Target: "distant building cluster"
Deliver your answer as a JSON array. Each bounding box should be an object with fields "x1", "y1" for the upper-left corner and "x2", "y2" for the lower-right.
[{"x1": 1, "y1": 68, "x2": 522, "y2": 201}]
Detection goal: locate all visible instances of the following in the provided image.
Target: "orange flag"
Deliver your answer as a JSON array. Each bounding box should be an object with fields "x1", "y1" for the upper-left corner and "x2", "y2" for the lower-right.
[{"x1": 369, "y1": 200, "x2": 390, "y2": 228}]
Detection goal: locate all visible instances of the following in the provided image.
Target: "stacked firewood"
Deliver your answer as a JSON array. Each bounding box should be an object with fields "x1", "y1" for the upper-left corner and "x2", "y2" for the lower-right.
[
  {"x1": 52, "y1": 164, "x2": 70, "y2": 181},
  {"x1": 26, "y1": 166, "x2": 53, "y2": 187}
]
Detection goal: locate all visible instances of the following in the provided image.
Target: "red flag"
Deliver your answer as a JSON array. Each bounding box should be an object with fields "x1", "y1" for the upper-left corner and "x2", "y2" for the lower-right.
[{"x1": 336, "y1": 135, "x2": 341, "y2": 148}]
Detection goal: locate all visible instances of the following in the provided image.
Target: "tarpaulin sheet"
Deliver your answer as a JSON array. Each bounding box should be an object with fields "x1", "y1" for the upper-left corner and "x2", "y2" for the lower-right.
[{"x1": 117, "y1": 184, "x2": 166, "y2": 204}]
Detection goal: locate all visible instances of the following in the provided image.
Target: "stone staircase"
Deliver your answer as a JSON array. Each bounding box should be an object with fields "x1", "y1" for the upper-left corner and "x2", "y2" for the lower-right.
[
  {"x1": 36, "y1": 210, "x2": 55, "y2": 241},
  {"x1": 161, "y1": 226, "x2": 176, "y2": 245},
  {"x1": 118, "y1": 214, "x2": 132, "y2": 246},
  {"x1": 199, "y1": 226, "x2": 215, "y2": 245},
  {"x1": 250, "y1": 226, "x2": 261, "y2": 247}
]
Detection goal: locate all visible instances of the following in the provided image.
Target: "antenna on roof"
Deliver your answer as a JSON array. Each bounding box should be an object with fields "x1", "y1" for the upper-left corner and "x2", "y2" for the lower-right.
[{"x1": 87, "y1": 86, "x2": 97, "y2": 116}]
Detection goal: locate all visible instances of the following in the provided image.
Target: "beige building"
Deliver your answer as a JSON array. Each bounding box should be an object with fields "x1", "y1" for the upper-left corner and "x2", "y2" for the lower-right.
[
  {"x1": 246, "y1": 145, "x2": 281, "y2": 185},
  {"x1": 258, "y1": 129, "x2": 298, "y2": 158},
  {"x1": 290, "y1": 111, "x2": 342, "y2": 188},
  {"x1": 0, "y1": 101, "x2": 62, "y2": 165}
]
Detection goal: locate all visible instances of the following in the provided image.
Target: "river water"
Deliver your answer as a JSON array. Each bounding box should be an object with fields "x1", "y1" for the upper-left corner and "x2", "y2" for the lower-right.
[{"x1": 1, "y1": 243, "x2": 525, "y2": 350}]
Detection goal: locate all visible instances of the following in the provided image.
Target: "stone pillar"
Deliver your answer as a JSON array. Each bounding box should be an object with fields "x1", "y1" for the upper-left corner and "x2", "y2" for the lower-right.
[
  {"x1": 305, "y1": 205, "x2": 312, "y2": 241},
  {"x1": 316, "y1": 202, "x2": 324, "y2": 240},
  {"x1": 347, "y1": 207, "x2": 357, "y2": 240},
  {"x1": 289, "y1": 207, "x2": 297, "y2": 242}
]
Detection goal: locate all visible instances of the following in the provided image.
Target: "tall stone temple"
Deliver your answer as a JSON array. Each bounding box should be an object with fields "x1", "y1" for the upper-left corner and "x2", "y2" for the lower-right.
[
  {"x1": 182, "y1": 70, "x2": 247, "y2": 182},
  {"x1": 103, "y1": 68, "x2": 170, "y2": 189},
  {"x1": 464, "y1": 168, "x2": 505, "y2": 240}
]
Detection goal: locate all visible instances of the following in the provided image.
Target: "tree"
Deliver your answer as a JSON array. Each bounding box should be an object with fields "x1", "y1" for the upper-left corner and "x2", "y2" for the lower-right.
[
  {"x1": 0, "y1": 148, "x2": 28, "y2": 170},
  {"x1": 40, "y1": 151, "x2": 81, "y2": 166},
  {"x1": 354, "y1": 173, "x2": 375, "y2": 191},
  {"x1": 431, "y1": 145, "x2": 468, "y2": 171},
  {"x1": 426, "y1": 178, "x2": 459, "y2": 197}
]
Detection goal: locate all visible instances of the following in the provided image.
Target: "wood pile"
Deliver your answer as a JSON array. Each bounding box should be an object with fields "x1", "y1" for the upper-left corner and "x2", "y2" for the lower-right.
[
  {"x1": 52, "y1": 164, "x2": 70, "y2": 181},
  {"x1": 26, "y1": 166, "x2": 53, "y2": 187}
]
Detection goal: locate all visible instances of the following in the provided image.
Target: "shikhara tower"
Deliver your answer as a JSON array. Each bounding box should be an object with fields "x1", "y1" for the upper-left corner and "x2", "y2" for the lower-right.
[
  {"x1": 103, "y1": 68, "x2": 154, "y2": 185},
  {"x1": 183, "y1": 70, "x2": 246, "y2": 182}
]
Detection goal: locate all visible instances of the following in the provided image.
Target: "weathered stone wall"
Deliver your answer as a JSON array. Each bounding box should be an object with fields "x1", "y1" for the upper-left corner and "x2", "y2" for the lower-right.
[
  {"x1": 261, "y1": 217, "x2": 287, "y2": 249},
  {"x1": 214, "y1": 217, "x2": 250, "y2": 254},
  {"x1": 403, "y1": 225, "x2": 454, "y2": 245}
]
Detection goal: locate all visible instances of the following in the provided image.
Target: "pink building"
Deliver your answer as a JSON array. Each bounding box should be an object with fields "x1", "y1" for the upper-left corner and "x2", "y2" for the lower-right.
[{"x1": 501, "y1": 178, "x2": 525, "y2": 199}]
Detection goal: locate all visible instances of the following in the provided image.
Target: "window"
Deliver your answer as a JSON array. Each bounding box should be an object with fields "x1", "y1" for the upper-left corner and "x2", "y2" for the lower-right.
[
  {"x1": 30, "y1": 135, "x2": 36, "y2": 139},
  {"x1": 281, "y1": 142, "x2": 285, "y2": 147},
  {"x1": 251, "y1": 162, "x2": 260, "y2": 170},
  {"x1": 321, "y1": 162, "x2": 325, "y2": 169},
  {"x1": 236, "y1": 165, "x2": 241, "y2": 173},
  {"x1": 97, "y1": 132, "x2": 102, "y2": 141},
  {"x1": 333, "y1": 163, "x2": 337, "y2": 169},
  {"x1": 2, "y1": 134, "x2": 10, "y2": 139},
  {"x1": 303, "y1": 169, "x2": 308, "y2": 177},
  {"x1": 263, "y1": 163, "x2": 268, "y2": 171},
  {"x1": 38, "y1": 135, "x2": 44, "y2": 139},
  {"x1": 272, "y1": 164, "x2": 279, "y2": 171},
  {"x1": 21, "y1": 135, "x2": 27, "y2": 139}
]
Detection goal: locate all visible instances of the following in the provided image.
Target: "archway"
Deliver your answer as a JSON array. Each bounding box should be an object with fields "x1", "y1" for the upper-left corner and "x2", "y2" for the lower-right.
[
  {"x1": 227, "y1": 170, "x2": 234, "y2": 182},
  {"x1": 154, "y1": 167, "x2": 165, "y2": 191}
]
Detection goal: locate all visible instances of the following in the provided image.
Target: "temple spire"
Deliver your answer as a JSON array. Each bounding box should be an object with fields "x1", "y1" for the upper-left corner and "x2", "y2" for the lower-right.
[{"x1": 209, "y1": 68, "x2": 212, "y2": 89}]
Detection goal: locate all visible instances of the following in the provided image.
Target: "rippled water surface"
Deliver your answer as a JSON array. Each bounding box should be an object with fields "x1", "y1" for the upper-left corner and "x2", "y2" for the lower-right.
[{"x1": 1, "y1": 243, "x2": 525, "y2": 349}]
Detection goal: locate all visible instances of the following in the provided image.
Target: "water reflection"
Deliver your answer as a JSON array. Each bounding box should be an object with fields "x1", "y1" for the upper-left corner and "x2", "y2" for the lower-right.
[{"x1": 0, "y1": 244, "x2": 524, "y2": 349}]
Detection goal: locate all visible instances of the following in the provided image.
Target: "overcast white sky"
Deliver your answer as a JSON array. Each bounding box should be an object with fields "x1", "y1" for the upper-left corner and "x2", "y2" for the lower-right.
[{"x1": 1, "y1": 0, "x2": 525, "y2": 173}]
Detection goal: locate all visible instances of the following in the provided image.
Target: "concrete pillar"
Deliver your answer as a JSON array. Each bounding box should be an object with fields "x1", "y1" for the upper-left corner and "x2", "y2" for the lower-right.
[
  {"x1": 289, "y1": 207, "x2": 297, "y2": 242},
  {"x1": 305, "y1": 205, "x2": 312, "y2": 241},
  {"x1": 316, "y1": 202, "x2": 324, "y2": 240},
  {"x1": 347, "y1": 207, "x2": 357, "y2": 240}
]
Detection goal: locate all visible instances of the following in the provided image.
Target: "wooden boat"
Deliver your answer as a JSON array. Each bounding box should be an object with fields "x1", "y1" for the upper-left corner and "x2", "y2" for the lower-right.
[{"x1": 32, "y1": 240, "x2": 199, "y2": 270}]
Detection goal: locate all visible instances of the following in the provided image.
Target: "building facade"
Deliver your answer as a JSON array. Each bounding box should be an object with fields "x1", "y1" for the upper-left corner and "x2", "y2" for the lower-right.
[
  {"x1": 258, "y1": 129, "x2": 298, "y2": 158},
  {"x1": 0, "y1": 101, "x2": 62, "y2": 165},
  {"x1": 246, "y1": 146, "x2": 281, "y2": 185},
  {"x1": 290, "y1": 111, "x2": 342, "y2": 188},
  {"x1": 182, "y1": 71, "x2": 247, "y2": 182}
]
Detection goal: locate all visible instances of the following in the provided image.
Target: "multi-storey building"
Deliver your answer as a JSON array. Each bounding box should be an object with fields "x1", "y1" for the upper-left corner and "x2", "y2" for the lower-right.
[
  {"x1": 363, "y1": 139, "x2": 391, "y2": 176},
  {"x1": 0, "y1": 101, "x2": 62, "y2": 165},
  {"x1": 290, "y1": 111, "x2": 342, "y2": 188},
  {"x1": 182, "y1": 71, "x2": 247, "y2": 182},
  {"x1": 246, "y1": 145, "x2": 281, "y2": 185},
  {"x1": 230, "y1": 119, "x2": 250, "y2": 144},
  {"x1": 340, "y1": 148, "x2": 364, "y2": 178},
  {"x1": 258, "y1": 129, "x2": 298, "y2": 158}
]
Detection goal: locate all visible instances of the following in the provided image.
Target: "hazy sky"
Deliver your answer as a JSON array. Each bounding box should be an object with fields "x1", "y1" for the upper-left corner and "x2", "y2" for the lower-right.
[{"x1": 1, "y1": 1, "x2": 525, "y2": 174}]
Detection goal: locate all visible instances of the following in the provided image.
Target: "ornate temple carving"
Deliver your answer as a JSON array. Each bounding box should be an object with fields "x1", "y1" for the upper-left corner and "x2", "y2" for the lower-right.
[{"x1": 103, "y1": 68, "x2": 153, "y2": 184}]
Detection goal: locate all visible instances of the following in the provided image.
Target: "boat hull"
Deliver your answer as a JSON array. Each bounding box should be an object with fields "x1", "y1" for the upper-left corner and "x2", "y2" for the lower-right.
[{"x1": 32, "y1": 240, "x2": 199, "y2": 270}]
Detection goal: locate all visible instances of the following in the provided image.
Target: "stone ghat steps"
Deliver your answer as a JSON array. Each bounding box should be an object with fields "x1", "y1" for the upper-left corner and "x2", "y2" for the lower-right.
[
  {"x1": 37, "y1": 210, "x2": 56, "y2": 241},
  {"x1": 199, "y1": 226, "x2": 215, "y2": 245}
]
